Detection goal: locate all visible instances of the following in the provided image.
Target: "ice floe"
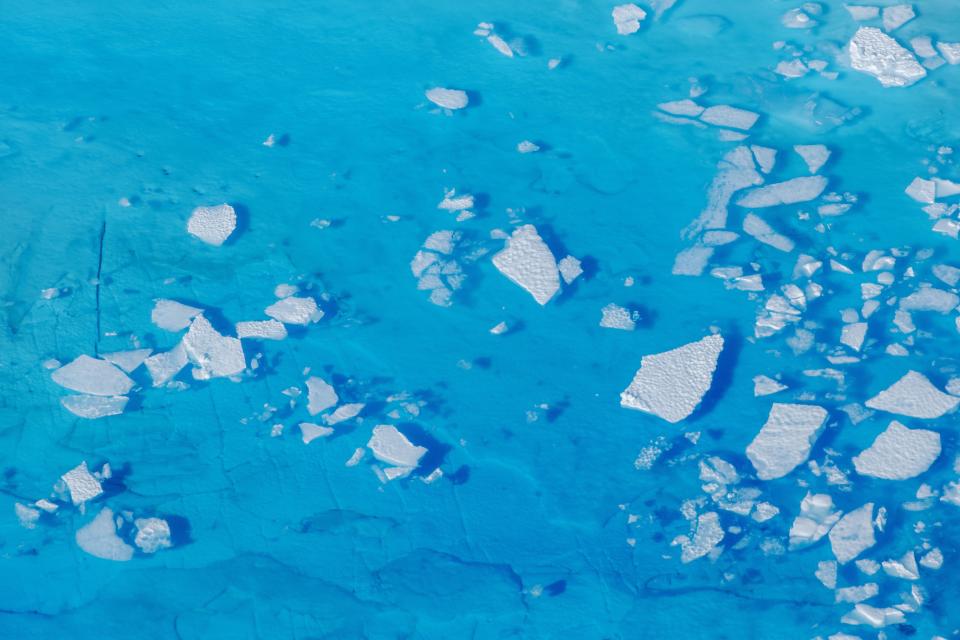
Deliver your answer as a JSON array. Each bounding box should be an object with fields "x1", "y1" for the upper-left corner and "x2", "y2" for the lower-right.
[
  {"x1": 236, "y1": 319, "x2": 288, "y2": 340},
  {"x1": 151, "y1": 299, "x2": 202, "y2": 331},
  {"x1": 182, "y1": 315, "x2": 246, "y2": 380},
  {"x1": 600, "y1": 304, "x2": 637, "y2": 330},
  {"x1": 612, "y1": 4, "x2": 646, "y2": 35},
  {"x1": 101, "y1": 348, "x2": 151, "y2": 373},
  {"x1": 848, "y1": 27, "x2": 926, "y2": 87},
  {"x1": 829, "y1": 503, "x2": 876, "y2": 564},
  {"x1": 425, "y1": 87, "x2": 469, "y2": 110},
  {"x1": 743, "y1": 213, "x2": 795, "y2": 252},
  {"x1": 673, "y1": 511, "x2": 724, "y2": 563},
  {"x1": 753, "y1": 375, "x2": 787, "y2": 397},
  {"x1": 265, "y1": 296, "x2": 323, "y2": 325},
  {"x1": 852, "y1": 421, "x2": 940, "y2": 479},
  {"x1": 306, "y1": 376, "x2": 339, "y2": 415},
  {"x1": 865, "y1": 370, "x2": 959, "y2": 419},
  {"x1": 60, "y1": 462, "x2": 103, "y2": 506},
  {"x1": 61, "y1": 394, "x2": 128, "y2": 419},
  {"x1": 52, "y1": 355, "x2": 134, "y2": 397},
  {"x1": 134, "y1": 517, "x2": 172, "y2": 553},
  {"x1": 881, "y1": 4, "x2": 915, "y2": 32},
  {"x1": 557, "y1": 255, "x2": 583, "y2": 285},
  {"x1": 698, "y1": 105, "x2": 760, "y2": 131},
  {"x1": 492, "y1": 224, "x2": 561, "y2": 305},
  {"x1": 144, "y1": 343, "x2": 188, "y2": 387},
  {"x1": 299, "y1": 422, "x2": 334, "y2": 443},
  {"x1": 794, "y1": 145, "x2": 831, "y2": 173},
  {"x1": 187, "y1": 204, "x2": 237, "y2": 246},
  {"x1": 76, "y1": 508, "x2": 134, "y2": 562},
  {"x1": 746, "y1": 403, "x2": 828, "y2": 480},
  {"x1": 736, "y1": 176, "x2": 828, "y2": 208},
  {"x1": 367, "y1": 425, "x2": 427, "y2": 480},
  {"x1": 789, "y1": 493, "x2": 841, "y2": 548}
]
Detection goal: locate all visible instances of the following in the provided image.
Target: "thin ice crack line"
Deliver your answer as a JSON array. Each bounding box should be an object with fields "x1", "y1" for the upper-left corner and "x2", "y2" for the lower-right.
[{"x1": 94, "y1": 220, "x2": 106, "y2": 355}]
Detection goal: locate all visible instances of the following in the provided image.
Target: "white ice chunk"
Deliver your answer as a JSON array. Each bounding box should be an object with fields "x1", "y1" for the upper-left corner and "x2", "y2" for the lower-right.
[
  {"x1": 841, "y1": 603, "x2": 904, "y2": 628},
  {"x1": 899, "y1": 288, "x2": 959, "y2": 313},
  {"x1": 746, "y1": 403, "x2": 828, "y2": 480},
  {"x1": 236, "y1": 319, "x2": 288, "y2": 340},
  {"x1": 736, "y1": 176, "x2": 828, "y2": 207},
  {"x1": 841, "y1": 322, "x2": 868, "y2": 351},
  {"x1": 934, "y1": 177, "x2": 960, "y2": 198},
  {"x1": 848, "y1": 27, "x2": 926, "y2": 87},
  {"x1": 830, "y1": 503, "x2": 876, "y2": 564},
  {"x1": 865, "y1": 371, "x2": 959, "y2": 419},
  {"x1": 905, "y1": 176, "x2": 936, "y2": 203},
  {"x1": 911, "y1": 36, "x2": 938, "y2": 58},
  {"x1": 743, "y1": 213, "x2": 795, "y2": 252},
  {"x1": 789, "y1": 493, "x2": 841, "y2": 548},
  {"x1": 937, "y1": 42, "x2": 960, "y2": 65},
  {"x1": 144, "y1": 342, "x2": 188, "y2": 387},
  {"x1": 612, "y1": 4, "x2": 647, "y2": 35},
  {"x1": 816, "y1": 560, "x2": 838, "y2": 589},
  {"x1": 299, "y1": 422, "x2": 334, "y2": 443},
  {"x1": 517, "y1": 140, "x2": 540, "y2": 153},
  {"x1": 182, "y1": 315, "x2": 246, "y2": 380},
  {"x1": 306, "y1": 376, "x2": 339, "y2": 415},
  {"x1": 675, "y1": 511, "x2": 724, "y2": 563},
  {"x1": 60, "y1": 462, "x2": 103, "y2": 506},
  {"x1": 61, "y1": 394, "x2": 128, "y2": 419},
  {"x1": 151, "y1": 299, "x2": 202, "y2": 331},
  {"x1": 753, "y1": 375, "x2": 787, "y2": 397},
  {"x1": 264, "y1": 296, "x2": 323, "y2": 325},
  {"x1": 15, "y1": 503, "x2": 40, "y2": 529},
  {"x1": 76, "y1": 508, "x2": 133, "y2": 561},
  {"x1": 558, "y1": 255, "x2": 583, "y2": 284},
  {"x1": 619, "y1": 334, "x2": 724, "y2": 423},
  {"x1": 657, "y1": 99, "x2": 704, "y2": 117},
  {"x1": 920, "y1": 548, "x2": 943, "y2": 569},
  {"x1": 699, "y1": 105, "x2": 760, "y2": 131},
  {"x1": 794, "y1": 144, "x2": 831, "y2": 173},
  {"x1": 367, "y1": 424, "x2": 427, "y2": 469},
  {"x1": 852, "y1": 421, "x2": 940, "y2": 479},
  {"x1": 486, "y1": 34, "x2": 513, "y2": 57},
  {"x1": 836, "y1": 583, "x2": 879, "y2": 603},
  {"x1": 187, "y1": 204, "x2": 237, "y2": 246},
  {"x1": 881, "y1": 4, "x2": 915, "y2": 32},
  {"x1": 845, "y1": 5, "x2": 880, "y2": 20},
  {"x1": 933, "y1": 264, "x2": 960, "y2": 286},
  {"x1": 51, "y1": 355, "x2": 134, "y2": 397},
  {"x1": 134, "y1": 517, "x2": 172, "y2": 553},
  {"x1": 101, "y1": 348, "x2": 152, "y2": 373},
  {"x1": 426, "y1": 87, "x2": 469, "y2": 110},
  {"x1": 324, "y1": 402, "x2": 365, "y2": 425},
  {"x1": 600, "y1": 304, "x2": 636, "y2": 331},
  {"x1": 492, "y1": 224, "x2": 560, "y2": 305},
  {"x1": 750, "y1": 146, "x2": 777, "y2": 174},
  {"x1": 882, "y1": 551, "x2": 919, "y2": 580},
  {"x1": 437, "y1": 193, "x2": 474, "y2": 214}
]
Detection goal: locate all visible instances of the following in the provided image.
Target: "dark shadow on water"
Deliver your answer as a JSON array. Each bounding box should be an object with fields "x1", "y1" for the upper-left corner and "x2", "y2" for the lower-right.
[
  {"x1": 396, "y1": 422, "x2": 451, "y2": 477},
  {"x1": 688, "y1": 331, "x2": 742, "y2": 422}
]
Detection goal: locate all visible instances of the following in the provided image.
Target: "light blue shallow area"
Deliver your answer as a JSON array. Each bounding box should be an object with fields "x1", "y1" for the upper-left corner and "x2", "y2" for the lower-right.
[{"x1": 2, "y1": 1, "x2": 960, "y2": 638}]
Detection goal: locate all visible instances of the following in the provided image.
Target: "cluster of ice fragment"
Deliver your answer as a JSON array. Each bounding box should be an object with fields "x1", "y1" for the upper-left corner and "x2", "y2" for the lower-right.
[{"x1": 411, "y1": 230, "x2": 474, "y2": 306}]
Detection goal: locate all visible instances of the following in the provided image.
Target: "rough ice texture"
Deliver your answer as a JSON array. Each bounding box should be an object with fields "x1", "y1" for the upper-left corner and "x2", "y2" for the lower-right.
[
  {"x1": 61, "y1": 462, "x2": 103, "y2": 505},
  {"x1": 743, "y1": 213, "x2": 795, "y2": 252},
  {"x1": 905, "y1": 176, "x2": 935, "y2": 203},
  {"x1": 265, "y1": 296, "x2": 323, "y2": 325},
  {"x1": 236, "y1": 319, "x2": 288, "y2": 340},
  {"x1": 848, "y1": 27, "x2": 926, "y2": 87},
  {"x1": 558, "y1": 255, "x2": 583, "y2": 284},
  {"x1": 830, "y1": 504, "x2": 876, "y2": 565},
  {"x1": 182, "y1": 315, "x2": 246, "y2": 380},
  {"x1": 367, "y1": 424, "x2": 427, "y2": 471},
  {"x1": 750, "y1": 146, "x2": 777, "y2": 174},
  {"x1": 144, "y1": 343, "x2": 188, "y2": 387},
  {"x1": 865, "y1": 370, "x2": 959, "y2": 419},
  {"x1": 684, "y1": 146, "x2": 762, "y2": 235},
  {"x1": 853, "y1": 421, "x2": 940, "y2": 479},
  {"x1": 736, "y1": 176, "x2": 828, "y2": 207},
  {"x1": 939, "y1": 41, "x2": 960, "y2": 65},
  {"x1": 620, "y1": 334, "x2": 724, "y2": 423},
  {"x1": 600, "y1": 304, "x2": 636, "y2": 330},
  {"x1": 300, "y1": 422, "x2": 334, "y2": 443},
  {"x1": 612, "y1": 4, "x2": 646, "y2": 35},
  {"x1": 677, "y1": 511, "x2": 724, "y2": 563},
  {"x1": 789, "y1": 493, "x2": 840, "y2": 548},
  {"x1": 75, "y1": 508, "x2": 134, "y2": 562},
  {"x1": 698, "y1": 105, "x2": 760, "y2": 131},
  {"x1": 425, "y1": 87, "x2": 468, "y2": 109},
  {"x1": 151, "y1": 299, "x2": 202, "y2": 331},
  {"x1": 187, "y1": 204, "x2": 237, "y2": 246},
  {"x1": 61, "y1": 394, "x2": 128, "y2": 419},
  {"x1": 841, "y1": 604, "x2": 905, "y2": 628},
  {"x1": 794, "y1": 144, "x2": 831, "y2": 173},
  {"x1": 306, "y1": 376, "x2": 339, "y2": 415},
  {"x1": 753, "y1": 375, "x2": 786, "y2": 397},
  {"x1": 51, "y1": 355, "x2": 135, "y2": 397},
  {"x1": 101, "y1": 348, "x2": 152, "y2": 373},
  {"x1": 492, "y1": 224, "x2": 560, "y2": 305},
  {"x1": 899, "y1": 288, "x2": 959, "y2": 313},
  {"x1": 134, "y1": 517, "x2": 172, "y2": 553},
  {"x1": 658, "y1": 99, "x2": 704, "y2": 117},
  {"x1": 746, "y1": 403, "x2": 828, "y2": 480}
]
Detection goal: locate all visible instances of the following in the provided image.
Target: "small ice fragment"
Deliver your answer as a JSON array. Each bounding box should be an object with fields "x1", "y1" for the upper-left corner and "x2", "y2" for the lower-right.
[
  {"x1": 487, "y1": 34, "x2": 513, "y2": 57},
  {"x1": 775, "y1": 59, "x2": 809, "y2": 79},
  {"x1": 675, "y1": 511, "x2": 724, "y2": 563},
  {"x1": 920, "y1": 548, "x2": 943, "y2": 569},
  {"x1": 299, "y1": 422, "x2": 334, "y2": 443},
  {"x1": 345, "y1": 448, "x2": 365, "y2": 466},
  {"x1": 905, "y1": 177, "x2": 936, "y2": 203},
  {"x1": 52, "y1": 355, "x2": 134, "y2": 397},
  {"x1": 600, "y1": 304, "x2": 636, "y2": 331},
  {"x1": 752, "y1": 502, "x2": 779, "y2": 522},
  {"x1": 15, "y1": 503, "x2": 40, "y2": 529},
  {"x1": 262, "y1": 133, "x2": 275, "y2": 147},
  {"x1": 937, "y1": 42, "x2": 960, "y2": 64},
  {"x1": 841, "y1": 603, "x2": 904, "y2": 628},
  {"x1": 881, "y1": 4, "x2": 915, "y2": 32},
  {"x1": 829, "y1": 503, "x2": 876, "y2": 564},
  {"x1": 151, "y1": 299, "x2": 202, "y2": 331},
  {"x1": 264, "y1": 296, "x2": 323, "y2": 325},
  {"x1": 144, "y1": 343, "x2": 188, "y2": 387},
  {"x1": 60, "y1": 462, "x2": 103, "y2": 506},
  {"x1": 852, "y1": 421, "x2": 940, "y2": 479},
  {"x1": 657, "y1": 99, "x2": 704, "y2": 117},
  {"x1": 736, "y1": 176, "x2": 828, "y2": 207},
  {"x1": 517, "y1": 140, "x2": 540, "y2": 153},
  {"x1": 794, "y1": 145, "x2": 831, "y2": 173},
  {"x1": 899, "y1": 288, "x2": 959, "y2": 313},
  {"x1": 743, "y1": 213, "x2": 795, "y2": 252},
  {"x1": 746, "y1": 403, "x2": 828, "y2": 480},
  {"x1": 306, "y1": 376, "x2": 339, "y2": 415},
  {"x1": 437, "y1": 191, "x2": 474, "y2": 213},
  {"x1": 367, "y1": 424, "x2": 427, "y2": 472},
  {"x1": 753, "y1": 375, "x2": 787, "y2": 397},
  {"x1": 782, "y1": 8, "x2": 816, "y2": 29},
  {"x1": 750, "y1": 146, "x2": 777, "y2": 174},
  {"x1": 845, "y1": 5, "x2": 880, "y2": 20},
  {"x1": 492, "y1": 225, "x2": 560, "y2": 305},
  {"x1": 789, "y1": 493, "x2": 841, "y2": 548},
  {"x1": 325, "y1": 403, "x2": 365, "y2": 425},
  {"x1": 76, "y1": 508, "x2": 134, "y2": 561},
  {"x1": 934, "y1": 177, "x2": 960, "y2": 198},
  {"x1": 881, "y1": 551, "x2": 919, "y2": 580},
  {"x1": 489, "y1": 321, "x2": 508, "y2": 335},
  {"x1": 40, "y1": 287, "x2": 60, "y2": 299},
  {"x1": 101, "y1": 348, "x2": 152, "y2": 373},
  {"x1": 134, "y1": 517, "x2": 172, "y2": 553},
  {"x1": 558, "y1": 255, "x2": 583, "y2": 284},
  {"x1": 841, "y1": 322, "x2": 868, "y2": 351},
  {"x1": 426, "y1": 87, "x2": 469, "y2": 110},
  {"x1": 620, "y1": 334, "x2": 724, "y2": 423},
  {"x1": 187, "y1": 204, "x2": 237, "y2": 246},
  {"x1": 816, "y1": 560, "x2": 838, "y2": 589},
  {"x1": 612, "y1": 4, "x2": 647, "y2": 35},
  {"x1": 699, "y1": 105, "x2": 760, "y2": 131},
  {"x1": 836, "y1": 583, "x2": 879, "y2": 603},
  {"x1": 182, "y1": 315, "x2": 246, "y2": 380},
  {"x1": 61, "y1": 394, "x2": 128, "y2": 419},
  {"x1": 848, "y1": 27, "x2": 926, "y2": 88},
  {"x1": 274, "y1": 283, "x2": 298, "y2": 298},
  {"x1": 865, "y1": 371, "x2": 959, "y2": 419},
  {"x1": 236, "y1": 319, "x2": 288, "y2": 340},
  {"x1": 911, "y1": 36, "x2": 938, "y2": 58}
]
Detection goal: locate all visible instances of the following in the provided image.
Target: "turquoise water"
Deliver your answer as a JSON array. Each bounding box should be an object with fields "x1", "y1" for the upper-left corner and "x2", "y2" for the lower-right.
[{"x1": 3, "y1": 1, "x2": 960, "y2": 637}]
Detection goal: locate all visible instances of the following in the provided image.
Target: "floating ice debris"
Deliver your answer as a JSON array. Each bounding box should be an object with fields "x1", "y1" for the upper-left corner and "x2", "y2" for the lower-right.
[
  {"x1": 306, "y1": 376, "x2": 338, "y2": 415},
  {"x1": 736, "y1": 176, "x2": 828, "y2": 208},
  {"x1": 683, "y1": 146, "x2": 763, "y2": 237},
  {"x1": 60, "y1": 462, "x2": 103, "y2": 506},
  {"x1": 134, "y1": 517, "x2": 172, "y2": 553},
  {"x1": 61, "y1": 394, "x2": 128, "y2": 419},
  {"x1": 486, "y1": 34, "x2": 513, "y2": 57},
  {"x1": 265, "y1": 296, "x2": 323, "y2": 325},
  {"x1": 789, "y1": 493, "x2": 841, "y2": 548},
  {"x1": 752, "y1": 502, "x2": 779, "y2": 522},
  {"x1": 101, "y1": 348, "x2": 152, "y2": 373},
  {"x1": 939, "y1": 42, "x2": 960, "y2": 65},
  {"x1": 187, "y1": 204, "x2": 237, "y2": 246},
  {"x1": 848, "y1": 27, "x2": 926, "y2": 87},
  {"x1": 182, "y1": 315, "x2": 246, "y2": 380},
  {"x1": 841, "y1": 603, "x2": 905, "y2": 628},
  {"x1": 841, "y1": 322, "x2": 868, "y2": 351},
  {"x1": 492, "y1": 225, "x2": 561, "y2": 305},
  {"x1": 865, "y1": 371, "x2": 959, "y2": 419},
  {"x1": 52, "y1": 355, "x2": 134, "y2": 397},
  {"x1": 829, "y1": 503, "x2": 876, "y2": 564},
  {"x1": 15, "y1": 503, "x2": 40, "y2": 529},
  {"x1": 517, "y1": 140, "x2": 540, "y2": 153},
  {"x1": 620, "y1": 334, "x2": 724, "y2": 423},
  {"x1": 600, "y1": 304, "x2": 637, "y2": 330},
  {"x1": 881, "y1": 4, "x2": 915, "y2": 32},
  {"x1": 750, "y1": 146, "x2": 777, "y2": 174},
  {"x1": 835, "y1": 583, "x2": 879, "y2": 603},
  {"x1": 236, "y1": 319, "x2": 288, "y2": 340},
  {"x1": 325, "y1": 402, "x2": 365, "y2": 425},
  {"x1": 743, "y1": 213, "x2": 795, "y2": 252},
  {"x1": 775, "y1": 59, "x2": 809, "y2": 79},
  {"x1": 558, "y1": 255, "x2": 583, "y2": 284},
  {"x1": 845, "y1": 4, "x2": 880, "y2": 20},
  {"x1": 437, "y1": 190, "x2": 474, "y2": 215},
  {"x1": 612, "y1": 4, "x2": 647, "y2": 35},
  {"x1": 698, "y1": 105, "x2": 759, "y2": 131},
  {"x1": 904, "y1": 177, "x2": 935, "y2": 203},
  {"x1": 816, "y1": 560, "x2": 838, "y2": 589},
  {"x1": 753, "y1": 375, "x2": 787, "y2": 397},
  {"x1": 934, "y1": 264, "x2": 960, "y2": 287},
  {"x1": 911, "y1": 36, "x2": 938, "y2": 59},
  {"x1": 425, "y1": 87, "x2": 469, "y2": 110},
  {"x1": 899, "y1": 287, "x2": 959, "y2": 312},
  {"x1": 794, "y1": 145, "x2": 831, "y2": 173},
  {"x1": 151, "y1": 299, "x2": 202, "y2": 331},
  {"x1": 920, "y1": 548, "x2": 943, "y2": 570},
  {"x1": 76, "y1": 508, "x2": 133, "y2": 562},
  {"x1": 657, "y1": 99, "x2": 704, "y2": 117},
  {"x1": 881, "y1": 550, "x2": 919, "y2": 580},
  {"x1": 674, "y1": 511, "x2": 724, "y2": 563},
  {"x1": 367, "y1": 425, "x2": 427, "y2": 480},
  {"x1": 746, "y1": 403, "x2": 828, "y2": 480},
  {"x1": 262, "y1": 133, "x2": 275, "y2": 147},
  {"x1": 299, "y1": 422, "x2": 334, "y2": 443},
  {"x1": 144, "y1": 343, "x2": 188, "y2": 387},
  {"x1": 934, "y1": 177, "x2": 960, "y2": 197},
  {"x1": 852, "y1": 421, "x2": 940, "y2": 479}
]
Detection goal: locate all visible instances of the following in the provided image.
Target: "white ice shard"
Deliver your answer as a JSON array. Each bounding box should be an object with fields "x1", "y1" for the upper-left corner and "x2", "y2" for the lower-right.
[
  {"x1": 881, "y1": 551, "x2": 919, "y2": 580},
  {"x1": 324, "y1": 402, "x2": 365, "y2": 425},
  {"x1": 187, "y1": 204, "x2": 237, "y2": 246},
  {"x1": 558, "y1": 255, "x2": 583, "y2": 284},
  {"x1": 657, "y1": 99, "x2": 704, "y2": 117},
  {"x1": 750, "y1": 146, "x2": 777, "y2": 174},
  {"x1": 736, "y1": 176, "x2": 828, "y2": 207},
  {"x1": 367, "y1": 425, "x2": 427, "y2": 479},
  {"x1": 789, "y1": 493, "x2": 841, "y2": 548},
  {"x1": 182, "y1": 315, "x2": 245, "y2": 380},
  {"x1": 841, "y1": 322, "x2": 868, "y2": 351},
  {"x1": 425, "y1": 87, "x2": 469, "y2": 110},
  {"x1": 265, "y1": 296, "x2": 323, "y2": 325},
  {"x1": 829, "y1": 503, "x2": 876, "y2": 564},
  {"x1": 848, "y1": 27, "x2": 926, "y2": 87},
  {"x1": 816, "y1": 560, "x2": 838, "y2": 589},
  {"x1": 306, "y1": 376, "x2": 339, "y2": 415},
  {"x1": 236, "y1": 319, "x2": 288, "y2": 340},
  {"x1": 794, "y1": 145, "x2": 831, "y2": 173},
  {"x1": 865, "y1": 371, "x2": 959, "y2": 419},
  {"x1": 841, "y1": 603, "x2": 905, "y2": 628},
  {"x1": 144, "y1": 342, "x2": 188, "y2": 387},
  {"x1": 743, "y1": 213, "x2": 795, "y2": 252},
  {"x1": 60, "y1": 462, "x2": 103, "y2": 506},
  {"x1": 746, "y1": 403, "x2": 828, "y2": 480},
  {"x1": 675, "y1": 511, "x2": 724, "y2": 563},
  {"x1": 486, "y1": 34, "x2": 513, "y2": 57},
  {"x1": 699, "y1": 105, "x2": 760, "y2": 131},
  {"x1": 61, "y1": 394, "x2": 128, "y2": 419},
  {"x1": 299, "y1": 422, "x2": 334, "y2": 443},
  {"x1": 852, "y1": 421, "x2": 940, "y2": 479},
  {"x1": 905, "y1": 176, "x2": 936, "y2": 203},
  {"x1": 134, "y1": 517, "x2": 172, "y2": 553},
  {"x1": 517, "y1": 140, "x2": 540, "y2": 153},
  {"x1": 938, "y1": 41, "x2": 960, "y2": 64},
  {"x1": 76, "y1": 508, "x2": 133, "y2": 561},
  {"x1": 881, "y1": 4, "x2": 914, "y2": 32},
  {"x1": 492, "y1": 224, "x2": 560, "y2": 305},
  {"x1": 52, "y1": 355, "x2": 134, "y2": 397},
  {"x1": 835, "y1": 583, "x2": 879, "y2": 603},
  {"x1": 620, "y1": 334, "x2": 724, "y2": 423},
  {"x1": 151, "y1": 299, "x2": 202, "y2": 331},
  {"x1": 899, "y1": 288, "x2": 959, "y2": 313},
  {"x1": 753, "y1": 375, "x2": 787, "y2": 397},
  {"x1": 612, "y1": 4, "x2": 647, "y2": 35},
  {"x1": 101, "y1": 348, "x2": 152, "y2": 373},
  {"x1": 15, "y1": 503, "x2": 40, "y2": 529},
  {"x1": 600, "y1": 304, "x2": 636, "y2": 330}
]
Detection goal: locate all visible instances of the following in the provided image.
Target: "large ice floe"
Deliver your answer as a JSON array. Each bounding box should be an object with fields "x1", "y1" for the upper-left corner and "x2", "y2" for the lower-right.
[
  {"x1": 852, "y1": 421, "x2": 940, "y2": 479},
  {"x1": 848, "y1": 26, "x2": 926, "y2": 87},
  {"x1": 865, "y1": 370, "x2": 959, "y2": 418},
  {"x1": 746, "y1": 403, "x2": 828, "y2": 480},
  {"x1": 491, "y1": 224, "x2": 562, "y2": 305},
  {"x1": 620, "y1": 334, "x2": 723, "y2": 423}
]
